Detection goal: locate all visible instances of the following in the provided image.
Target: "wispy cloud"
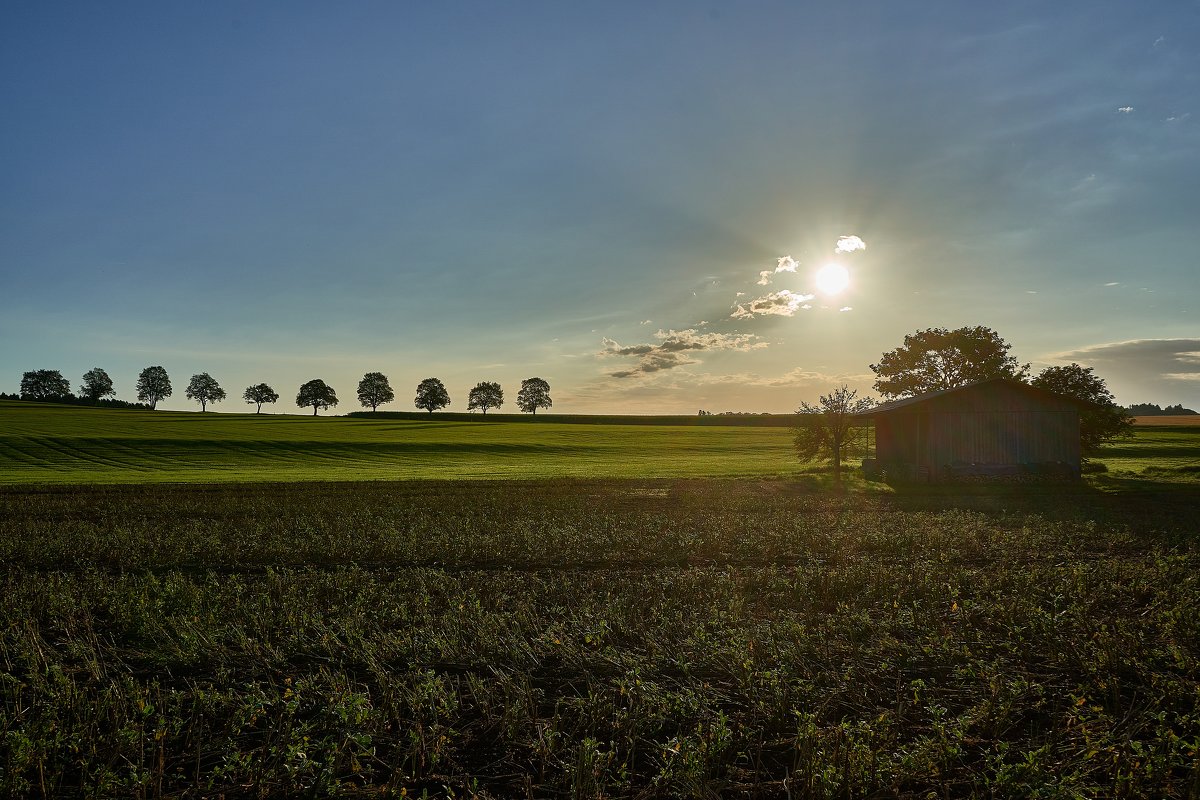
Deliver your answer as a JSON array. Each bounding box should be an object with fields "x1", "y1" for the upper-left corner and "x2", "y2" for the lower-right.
[
  {"x1": 834, "y1": 235, "x2": 866, "y2": 254},
  {"x1": 731, "y1": 290, "x2": 815, "y2": 319},
  {"x1": 1104, "y1": 282, "x2": 1120, "y2": 287},
  {"x1": 600, "y1": 329, "x2": 765, "y2": 378},
  {"x1": 757, "y1": 270, "x2": 772, "y2": 285},
  {"x1": 1049, "y1": 339, "x2": 1200, "y2": 403},
  {"x1": 1117, "y1": 106, "x2": 1134, "y2": 113}
]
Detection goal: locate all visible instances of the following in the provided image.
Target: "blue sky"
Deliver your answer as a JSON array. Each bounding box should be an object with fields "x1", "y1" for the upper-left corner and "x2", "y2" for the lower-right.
[{"x1": 3, "y1": 1, "x2": 1197, "y2": 413}]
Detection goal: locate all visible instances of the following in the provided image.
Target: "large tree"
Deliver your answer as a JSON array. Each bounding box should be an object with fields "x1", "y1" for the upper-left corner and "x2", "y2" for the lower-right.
[
  {"x1": 516, "y1": 377, "x2": 552, "y2": 414},
  {"x1": 467, "y1": 381, "x2": 503, "y2": 414},
  {"x1": 1031, "y1": 363, "x2": 1133, "y2": 457},
  {"x1": 414, "y1": 378, "x2": 450, "y2": 413},
  {"x1": 136, "y1": 366, "x2": 172, "y2": 410},
  {"x1": 243, "y1": 383, "x2": 279, "y2": 414},
  {"x1": 79, "y1": 367, "x2": 116, "y2": 403},
  {"x1": 20, "y1": 369, "x2": 71, "y2": 401},
  {"x1": 870, "y1": 326, "x2": 1029, "y2": 399},
  {"x1": 356, "y1": 372, "x2": 395, "y2": 413},
  {"x1": 793, "y1": 385, "x2": 875, "y2": 484},
  {"x1": 297, "y1": 379, "x2": 338, "y2": 416},
  {"x1": 185, "y1": 373, "x2": 226, "y2": 412}
]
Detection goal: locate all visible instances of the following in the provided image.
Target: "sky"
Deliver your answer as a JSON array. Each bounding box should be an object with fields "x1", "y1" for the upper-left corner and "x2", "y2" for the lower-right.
[{"x1": 2, "y1": 1, "x2": 1198, "y2": 414}]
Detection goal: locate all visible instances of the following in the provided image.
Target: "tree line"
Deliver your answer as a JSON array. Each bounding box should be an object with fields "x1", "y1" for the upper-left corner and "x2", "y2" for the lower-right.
[{"x1": 14, "y1": 368, "x2": 553, "y2": 416}]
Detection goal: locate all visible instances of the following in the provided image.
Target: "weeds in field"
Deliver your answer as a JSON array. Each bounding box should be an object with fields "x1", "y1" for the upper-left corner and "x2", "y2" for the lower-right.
[{"x1": 2, "y1": 479, "x2": 1198, "y2": 797}]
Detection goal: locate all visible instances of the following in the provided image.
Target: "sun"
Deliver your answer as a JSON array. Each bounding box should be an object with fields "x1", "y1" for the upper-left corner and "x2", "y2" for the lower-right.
[{"x1": 815, "y1": 263, "x2": 849, "y2": 295}]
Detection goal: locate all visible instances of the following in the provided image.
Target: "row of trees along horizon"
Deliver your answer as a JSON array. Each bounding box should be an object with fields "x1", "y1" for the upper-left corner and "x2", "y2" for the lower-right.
[
  {"x1": 10, "y1": 368, "x2": 554, "y2": 416},
  {"x1": 6, "y1": 327, "x2": 1191, "y2": 431}
]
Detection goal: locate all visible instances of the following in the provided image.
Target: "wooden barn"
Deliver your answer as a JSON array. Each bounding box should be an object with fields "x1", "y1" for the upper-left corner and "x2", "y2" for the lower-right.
[{"x1": 857, "y1": 378, "x2": 1083, "y2": 481}]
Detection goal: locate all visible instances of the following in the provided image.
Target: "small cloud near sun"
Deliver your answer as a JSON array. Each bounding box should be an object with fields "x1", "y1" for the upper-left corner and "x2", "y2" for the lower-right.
[
  {"x1": 839, "y1": 306, "x2": 853, "y2": 312},
  {"x1": 731, "y1": 290, "x2": 815, "y2": 319},
  {"x1": 834, "y1": 235, "x2": 866, "y2": 254},
  {"x1": 1117, "y1": 106, "x2": 1134, "y2": 113},
  {"x1": 757, "y1": 255, "x2": 801, "y2": 286}
]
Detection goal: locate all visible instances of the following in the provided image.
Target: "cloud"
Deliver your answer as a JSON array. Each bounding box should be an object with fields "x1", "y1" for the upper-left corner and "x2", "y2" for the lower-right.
[
  {"x1": 834, "y1": 235, "x2": 866, "y2": 254},
  {"x1": 1047, "y1": 339, "x2": 1200, "y2": 404},
  {"x1": 600, "y1": 329, "x2": 766, "y2": 378},
  {"x1": 1117, "y1": 106, "x2": 1134, "y2": 113},
  {"x1": 640, "y1": 319, "x2": 652, "y2": 325},
  {"x1": 731, "y1": 290, "x2": 815, "y2": 319},
  {"x1": 756, "y1": 255, "x2": 800, "y2": 286},
  {"x1": 775, "y1": 255, "x2": 799, "y2": 273},
  {"x1": 839, "y1": 306, "x2": 853, "y2": 312},
  {"x1": 1104, "y1": 282, "x2": 1120, "y2": 287}
]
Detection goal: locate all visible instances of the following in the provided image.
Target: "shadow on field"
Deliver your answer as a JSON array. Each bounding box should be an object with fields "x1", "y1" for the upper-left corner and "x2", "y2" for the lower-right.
[{"x1": 880, "y1": 475, "x2": 1200, "y2": 541}]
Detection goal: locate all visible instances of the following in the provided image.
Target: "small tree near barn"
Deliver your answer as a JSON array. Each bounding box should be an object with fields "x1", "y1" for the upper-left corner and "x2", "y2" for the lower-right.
[{"x1": 794, "y1": 385, "x2": 875, "y2": 484}]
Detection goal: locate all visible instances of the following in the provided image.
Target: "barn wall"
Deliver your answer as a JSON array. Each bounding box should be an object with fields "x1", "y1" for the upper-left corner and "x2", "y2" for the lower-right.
[{"x1": 869, "y1": 381, "x2": 1081, "y2": 480}]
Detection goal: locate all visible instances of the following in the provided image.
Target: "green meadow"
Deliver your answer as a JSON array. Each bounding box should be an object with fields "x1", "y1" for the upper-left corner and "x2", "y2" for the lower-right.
[
  {"x1": 2, "y1": 400, "x2": 1197, "y2": 485},
  {"x1": 2, "y1": 401, "x2": 1199, "y2": 796},
  {"x1": 0, "y1": 401, "x2": 802, "y2": 485}
]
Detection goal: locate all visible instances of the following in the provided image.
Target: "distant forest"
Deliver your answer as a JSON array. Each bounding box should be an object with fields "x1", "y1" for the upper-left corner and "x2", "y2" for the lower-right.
[{"x1": 1127, "y1": 402, "x2": 1198, "y2": 416}]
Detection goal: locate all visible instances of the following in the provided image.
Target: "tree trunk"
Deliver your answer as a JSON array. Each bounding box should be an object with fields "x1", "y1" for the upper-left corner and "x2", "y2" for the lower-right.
[
  {"x1": 256, "y1": 404, "x2": 261, "y2": 414},
  {"x1": 313, "y1": 405, "x2": 318, "y2": 416}
]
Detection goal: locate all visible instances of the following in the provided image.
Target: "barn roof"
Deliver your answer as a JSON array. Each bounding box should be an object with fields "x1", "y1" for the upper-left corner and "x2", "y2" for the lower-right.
[{"x1": 854, "y1": 377, "x2": 1092, "y2": 417}]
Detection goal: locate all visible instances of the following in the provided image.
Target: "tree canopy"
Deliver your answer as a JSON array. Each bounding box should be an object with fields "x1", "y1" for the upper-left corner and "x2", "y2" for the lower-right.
[
  {"x1": 356, "y1": 372, "x2": 395, "y2": 412},
  {"x1": 296, "y1": 379, "x2": 338, "y2": 416},
  {"x1": 79, "y1": 368, "x2": 116, "y2": 402},
  {"x1": 467, "y1": 382, "x2": 503, "y2": 414},
  {"x1": 243, "y1": 383, "x2": 279, "y2": 414},
  {"x1": 185, "y1": 373, "x2": 226, "y2": 412},
  {"x1": 1031, "y1": 363, "x2": 1132, "y2": 456},
  {"x1": 414, "y1": 378, "x2": 451, "y2": 413},
  {"x1": 793, "y1": 385, "x2": 875, "y2": 484},
  {"x1": 870, "y1": 326, "x2": 1029, "y2": 399},
  {"x1": 136, "y1": 366, "x2": 173, "y2": 410},
  {"x1": 516, "y1": 377, "x2": 552, "y2": 414},
  {"x1": 20, "y1": 370, "x2": 71, "y2": 401}
]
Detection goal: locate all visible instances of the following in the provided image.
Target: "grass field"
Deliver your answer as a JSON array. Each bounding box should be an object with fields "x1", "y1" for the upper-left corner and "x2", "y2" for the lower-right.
[
  {"x1": 0, "y1": 401, "x2": 804, "y2": 485},
  {"x1": 2, "y1": 401, "x2": 1199, "y2": 796},
  {"x1": 2, "y1": 400, "x2": 1198, "y2": 485},
  {"x1": 3, "y1": 479, "x2": 1198, "y2": 797}
]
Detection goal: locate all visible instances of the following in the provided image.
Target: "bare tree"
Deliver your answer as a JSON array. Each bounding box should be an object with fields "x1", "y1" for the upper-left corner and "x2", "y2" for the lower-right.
[{"x1": 793, "y1": 385, "x2": 875, "y2": 484}]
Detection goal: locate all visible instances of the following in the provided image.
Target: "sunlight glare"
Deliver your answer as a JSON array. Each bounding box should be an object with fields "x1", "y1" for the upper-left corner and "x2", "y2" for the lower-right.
[{"x1": 815, "y1": 263, "x2": 849, "y2": 295}]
